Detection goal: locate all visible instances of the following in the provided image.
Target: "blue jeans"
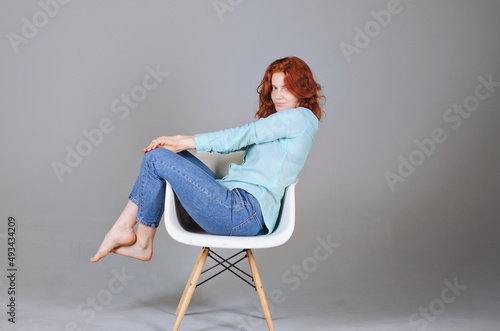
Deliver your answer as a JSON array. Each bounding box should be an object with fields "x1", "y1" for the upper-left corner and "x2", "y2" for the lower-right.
[{"x1": 128, "y1": 148, "x2": 265, "y2": 236}]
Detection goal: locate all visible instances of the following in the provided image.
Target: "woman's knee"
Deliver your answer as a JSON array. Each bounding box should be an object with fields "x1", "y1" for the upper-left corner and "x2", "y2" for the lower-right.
[{"x1": 143, "y1": 148, "x2": 174, "y2": 163}]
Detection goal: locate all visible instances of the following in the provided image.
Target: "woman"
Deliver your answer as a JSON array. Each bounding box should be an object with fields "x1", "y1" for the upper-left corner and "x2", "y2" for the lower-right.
[{"x1": 91, "y1": 56, "x2": 324, "y2": 262}]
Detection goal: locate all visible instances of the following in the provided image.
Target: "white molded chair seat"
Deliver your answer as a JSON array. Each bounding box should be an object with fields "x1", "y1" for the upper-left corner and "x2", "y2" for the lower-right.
[{"x1": 164, "y1": 179, "x2": 297, "y2": 249}]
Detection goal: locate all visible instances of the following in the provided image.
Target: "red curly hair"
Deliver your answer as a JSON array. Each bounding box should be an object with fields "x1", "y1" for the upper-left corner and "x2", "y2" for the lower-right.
[{"x1": 255, "y1": 56, "x2": 324, "y2": 120}]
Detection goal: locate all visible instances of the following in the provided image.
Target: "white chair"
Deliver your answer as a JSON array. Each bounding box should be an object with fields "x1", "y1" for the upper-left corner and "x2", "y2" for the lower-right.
[{"x1": 164, "y1": 153, "x2": 297, "y2": 331}]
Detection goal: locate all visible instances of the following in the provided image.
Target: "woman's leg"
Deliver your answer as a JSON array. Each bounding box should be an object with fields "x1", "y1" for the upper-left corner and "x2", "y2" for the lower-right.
[
  {"x1": 90, "y1": 200, "x2": 138, "y2": 262},
  {"x1": 90, "y1": 151, "x2": 212, "y2": 262},
  {"x1": 132, "y1": 148, "x2": 263, "y2": 236},
  {"x1": 92, "y1": 148, "x2": 263, "y2": 262},
  {"x1": 111, "y1": 224, "x2": 156, "y2": 261},
  {"x1": 177, "y1": 151, "x2": 218, "y2": 179},
  {"x1": 108, "y1": 151, "x2": 217, "y2": 261},
  {"x1": 127, "y1": 148, "x2": 230, "y2": 231}
]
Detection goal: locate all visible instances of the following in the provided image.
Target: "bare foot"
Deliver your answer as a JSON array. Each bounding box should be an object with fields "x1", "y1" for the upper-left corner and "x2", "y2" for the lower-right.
[
  {"x1": 111, "y1": 224, "x2": 157, "y2": 261},
  {"x1": 112, "y1": 242, "x2": 153, "y2": 261},
  {"x1": 90, "y1": 225, "x2": 137, "y2": 262}
]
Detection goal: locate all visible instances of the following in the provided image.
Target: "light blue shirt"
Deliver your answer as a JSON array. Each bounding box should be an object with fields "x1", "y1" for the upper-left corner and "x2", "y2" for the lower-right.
[{"x1": 194, "y1": 107, "x2": 319, "y2": 234}]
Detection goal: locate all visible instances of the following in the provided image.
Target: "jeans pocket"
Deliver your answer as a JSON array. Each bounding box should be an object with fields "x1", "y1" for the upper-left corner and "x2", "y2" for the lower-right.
[
  {"x1": 230, "y1": 214, "x2": 263, "y2": 236},
  {"x1": 231, "y1": 188, "x2": 250, "y2": 210}
]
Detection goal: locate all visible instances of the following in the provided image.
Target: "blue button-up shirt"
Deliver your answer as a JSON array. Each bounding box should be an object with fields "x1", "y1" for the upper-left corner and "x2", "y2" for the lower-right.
[{"x1": 194, "y1": 107, "x2": 319, "y2": 234}]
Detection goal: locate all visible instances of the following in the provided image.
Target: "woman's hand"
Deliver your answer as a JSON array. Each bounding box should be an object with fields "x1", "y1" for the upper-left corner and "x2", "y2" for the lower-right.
[{"x1": 143, "y1": 135, "x2": 195, "y2": 153}]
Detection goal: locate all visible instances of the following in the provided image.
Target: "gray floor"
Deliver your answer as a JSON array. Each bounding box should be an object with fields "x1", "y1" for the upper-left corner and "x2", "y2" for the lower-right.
[
  {"x1": 5, "y1": 268, "x2": 500, "y2": 331},
  {"x1": 2, "y1": 220, "x2": 500, "y2": 331}
]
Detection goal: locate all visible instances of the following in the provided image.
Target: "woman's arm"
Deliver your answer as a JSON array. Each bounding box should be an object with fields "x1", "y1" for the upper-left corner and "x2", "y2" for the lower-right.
[
  {"x1": 195, "y1": 108, "x2": 317, "y2": 154},
  {"x1": 143, "y1": 135, "x2": 195, "y2": 153}
]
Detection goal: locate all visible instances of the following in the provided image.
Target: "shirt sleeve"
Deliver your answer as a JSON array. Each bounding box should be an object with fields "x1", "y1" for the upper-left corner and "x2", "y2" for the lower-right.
[{"x1": 194, "y1": 108, "x2": 316, "y2": 153}]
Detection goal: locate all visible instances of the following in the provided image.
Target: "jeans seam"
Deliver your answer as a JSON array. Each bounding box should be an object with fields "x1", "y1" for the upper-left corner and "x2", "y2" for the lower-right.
[
  {"x1": 137, "y1": 159, "x2": 164, "y2": 227},
  {"x1": 139, "y1": 167, "x2": 147, "y2": 224},
  {"x1": 148, "y1": 158, "x2": 232, "y2": 209},
  {"x1": 136, "y1": 217, "x2": 159, "y2": 228},
  {"x1": 128, "y1": 195, "x2": 138, "y2": 205},
  {"x1": 230, "y1": 213, "x2": 261, "y2": 236}
]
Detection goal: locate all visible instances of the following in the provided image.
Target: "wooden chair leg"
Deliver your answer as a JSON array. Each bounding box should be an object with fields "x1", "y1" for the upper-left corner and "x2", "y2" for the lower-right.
[
  {"x1": 173, "y1": 247, "x2": 209, "y2": 331},
  {"x1": 247, "y1": 249, "x2": 275, "y2": 331}
]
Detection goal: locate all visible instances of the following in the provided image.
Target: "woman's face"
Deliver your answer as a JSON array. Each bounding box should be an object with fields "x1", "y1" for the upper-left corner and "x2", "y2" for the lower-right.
[{"x1": 271, "y1": 72, "x2": 298, "y2": 112}]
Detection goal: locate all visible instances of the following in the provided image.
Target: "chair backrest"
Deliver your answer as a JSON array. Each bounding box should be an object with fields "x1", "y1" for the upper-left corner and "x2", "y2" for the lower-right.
[
  {"x1": 195, "y1": 151, "x2": 245, "y2": 179},
  {"x1": 263, "y1": 178, "x2": 297, "y2": 239},
  {"x1": 163, "y1": 153, "x2": 298, "y2": 249}
]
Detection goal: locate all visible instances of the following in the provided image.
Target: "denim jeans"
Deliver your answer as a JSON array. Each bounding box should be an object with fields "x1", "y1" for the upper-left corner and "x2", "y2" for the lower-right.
[{"x1": 128, "y1": 148, "x2": 265, "y2": 236}]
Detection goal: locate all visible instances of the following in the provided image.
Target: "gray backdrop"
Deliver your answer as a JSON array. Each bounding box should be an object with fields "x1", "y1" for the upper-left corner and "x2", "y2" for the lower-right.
[{"x1": 1, "y1": 1, "x2": 499, "y2": 330}]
